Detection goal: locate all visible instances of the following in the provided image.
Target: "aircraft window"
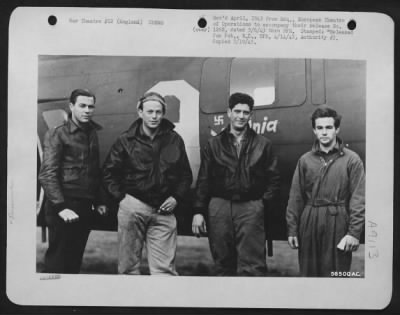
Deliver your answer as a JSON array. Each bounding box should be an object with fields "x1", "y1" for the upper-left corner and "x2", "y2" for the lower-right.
[
  {"x1": 42, "y1": 109, "x2": 68, "y2": 129},
  {"x1": 254, "y1": 87, "x2": 275, "y2": 105},
  {"x1": 230, "y1": 59, "x2": 275, "y2": 107},
  {"x1": 275, "y1": 59, "x2": 307, "y2": 107},
  {"x1": 200, "y1": 58, "x2": 231, "y2": 114}
]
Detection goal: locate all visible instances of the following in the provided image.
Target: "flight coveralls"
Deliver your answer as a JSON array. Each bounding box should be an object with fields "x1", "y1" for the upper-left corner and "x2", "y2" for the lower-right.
[
  {"x1": 286, "y1": 139, "x2": 365, "y2": 277},
  {"x1": 38, "y1": 118, "x2": 102, "y2": 273},
  {"x1": 194, "y1": 125, "x2": 280, "y2": 276}
]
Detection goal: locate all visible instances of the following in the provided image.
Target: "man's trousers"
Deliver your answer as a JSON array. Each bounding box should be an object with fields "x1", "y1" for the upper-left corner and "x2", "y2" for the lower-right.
[
  {"x1": 207, "y1": 197, "x2": 267, "y2": 276},
  {"x1": 117, "y1": 194, "x2": 178, "y2": 275},
  {"x1": 43, "y1": 198, "x2": 93, "y2": 274}
]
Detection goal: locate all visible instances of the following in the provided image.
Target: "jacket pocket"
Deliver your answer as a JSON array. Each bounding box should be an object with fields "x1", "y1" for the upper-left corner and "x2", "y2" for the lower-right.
[{"x1": 62, "y1": 167, "x2": 81, "y2": 183}]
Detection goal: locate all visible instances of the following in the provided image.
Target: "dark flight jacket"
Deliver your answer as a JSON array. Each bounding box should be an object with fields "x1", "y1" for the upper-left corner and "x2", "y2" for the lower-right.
[
  {"x1": 193, "y1": 125, "x2": 280, "y2": 215},
  {"x1": 38, "y1": 118, "x2": 102, "y2": 214},
  {"x1": 102, "y1": 118, "x2": 193, "y2": 208}
]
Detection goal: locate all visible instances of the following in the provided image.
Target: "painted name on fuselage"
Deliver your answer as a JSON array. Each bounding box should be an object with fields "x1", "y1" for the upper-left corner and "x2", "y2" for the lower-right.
[
  {"x1": 249, "y1": 117, "x2": 278, "y2": 134},
  {"x1": 212, "y1": 115, "x2": 278, "y2": 134}
]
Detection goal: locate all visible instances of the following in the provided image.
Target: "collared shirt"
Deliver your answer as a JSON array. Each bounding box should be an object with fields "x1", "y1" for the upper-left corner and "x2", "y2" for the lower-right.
[
  {"x1": 228, "y1": 128, "x2": 248, "y2": 157},
  {"x1": 138, "y1": 123, "x2": 159, "y2": 141},
  {"x1": 69, "y1": 120, "x2": 93, "y2": 135},
  {"x1": 316, "y1": 141, "x2": 341, "y2": 162}
]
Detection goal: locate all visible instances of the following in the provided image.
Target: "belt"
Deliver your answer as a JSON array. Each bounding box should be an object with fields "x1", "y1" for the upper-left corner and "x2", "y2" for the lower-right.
[
  {"x1": 215, "y1": 193, "x2": 260, "y2": 202},
  {"x1": 306, "y1": 199, "x2": 346, "y2": 207}
]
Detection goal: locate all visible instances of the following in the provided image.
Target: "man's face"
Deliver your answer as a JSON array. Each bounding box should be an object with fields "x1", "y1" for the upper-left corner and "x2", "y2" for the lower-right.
[
  {"x1": 313, "y1": 117, "x2": 339, "y2": 147},
  {"x1": 139, "y1": 100, "x2": 164, "y2": 131},
  {"x1": 227, "y1": 103, "x2": 252, "y2": 131},
  {"x1": 69, "y1": 95, "x2": 95, "y2": 124}
]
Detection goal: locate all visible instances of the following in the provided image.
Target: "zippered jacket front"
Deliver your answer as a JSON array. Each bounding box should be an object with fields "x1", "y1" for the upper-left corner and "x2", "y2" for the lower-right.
[
  {"x1": 193, "y1": 125, "x2": 280, "y2": 215},
  {"x1": 102, "y1": 118, "x2": 193, "y2": 208},
  {"x1": 38, "y1": 118, "x2": 102, "y2": 213}
]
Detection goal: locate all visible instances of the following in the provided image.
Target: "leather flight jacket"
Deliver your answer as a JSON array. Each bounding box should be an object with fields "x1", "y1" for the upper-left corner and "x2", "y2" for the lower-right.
[
  {"x1": 39, "y1": 118, "x2": 102, "y2": 213},
  {"x1": 102, "y1": 118, "x2": 193, "y2": 208},
  {"x1": 193, "y1": 125, "x2": 280, "y2": 216}
]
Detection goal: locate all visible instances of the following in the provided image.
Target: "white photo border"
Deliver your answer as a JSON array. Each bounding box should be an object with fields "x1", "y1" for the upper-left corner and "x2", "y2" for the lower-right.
[{"x1": 7, "y1": 7, "x2": 394, "y2": 309}]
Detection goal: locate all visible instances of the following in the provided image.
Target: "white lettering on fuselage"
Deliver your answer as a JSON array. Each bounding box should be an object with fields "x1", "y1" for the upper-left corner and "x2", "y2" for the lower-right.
[
  {"x1": 211, "y1": 115, "x2": 278, "y2": 135},
  {"x1": 249, "y1": 116, "x2": 278, "y2": 133}
]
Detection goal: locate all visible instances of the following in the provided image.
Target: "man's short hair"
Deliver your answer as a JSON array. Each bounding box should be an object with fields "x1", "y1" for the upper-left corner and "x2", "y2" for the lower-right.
[
  {"x1": 69, "y1": 89, "x2": 96, "y2": 104},
  {"x1": 137, "y1": 91, "x2": 167, "y2": 114},
  {"x1": 311, "y1": 105, "x2": 342, "y2": 129},
  {"x1": 229, "y1": 93, "x2": 254, "y2": 111}
]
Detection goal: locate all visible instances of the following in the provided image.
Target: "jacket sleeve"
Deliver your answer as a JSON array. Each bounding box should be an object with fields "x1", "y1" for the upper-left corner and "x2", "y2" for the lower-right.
[
  {"x1": 94, "y1": 181, "x2": 109, "y2": 207},
  {"x1": 262, "y1": 142, "x2": 280, "y2": 201},
  {"x1": 192, "y1": 142, "x2": 212, "y2": 216},
  {"x1": 102, "y1": 137, "x2": 126, "y2": 202},
  {"x1": 38, "y1": 128, "x2": 66, "y2": 213},
  {"x1": 171, "y1": 137, "x2": 193, "y2": 203},
  {"x1": 346, "y1": 156, "x2": 365, "y2": 240},
  {"x1": 286, "y1": 159, "x2": 306, "y2": 237}
]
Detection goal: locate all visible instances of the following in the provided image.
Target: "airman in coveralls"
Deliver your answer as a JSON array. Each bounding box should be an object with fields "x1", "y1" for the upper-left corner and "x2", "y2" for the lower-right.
[{"x1": 286, "y1": 106, "x2": 365, "y2": 277}]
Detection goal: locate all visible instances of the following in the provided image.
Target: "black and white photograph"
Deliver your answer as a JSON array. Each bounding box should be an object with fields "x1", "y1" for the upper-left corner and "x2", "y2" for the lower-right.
[
  {"x1": 6, "y1": 7, "x2": 393, "y2": 309},
  {"x1": 36, "y1": 55, "x2": 366, "y2": 278}
]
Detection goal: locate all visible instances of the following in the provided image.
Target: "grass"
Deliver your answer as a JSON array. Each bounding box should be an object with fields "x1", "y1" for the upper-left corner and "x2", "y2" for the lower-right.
[{"x1": 37, "y1": 228, "x2": 365, "y2": 277}]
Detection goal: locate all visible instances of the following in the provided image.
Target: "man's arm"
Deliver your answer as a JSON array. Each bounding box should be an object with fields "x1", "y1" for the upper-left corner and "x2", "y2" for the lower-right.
[
  {"x1": 192, "y1": 213, "x2": 207, "y2": 237},
  {"x1": 102, "y1": 137, "x2": 126, "y2": 203},
  {"x1": 262, "y1": 142, "x2": 280, "y2": 202},
  {"x1": 191, "y1": 142, "x2": 212, "y2": 236},
  {"x1": 288, "y1": 236, "x2": 299, "y2": 249},
  {"x1": 38, "y1": 129, "x2": 80, "y2": 222},
  {"x1": 38, "y1": 129, "x2": 66, "y2": 213},
  {"x1": 346, "y1": 156, "x2": 365, "y2": 241},
  {"x1": 159, "y1": 137, "x2": 193, "y2": 215},
  {"x1": 286, "y1": 159, "x2": 306, "y2": 243},
  {"x1": 336, "y1": 156, "x2": 365, "y2": 252},
  {"x1": 170, "y1": 137, "x2": 193, "y2": 203},
  {"x1": 192, "y1": 142, "x2": 212, "y2": 216},
  {"x1": 94, "y1": 184, "x2": 109, "y2": 216}
]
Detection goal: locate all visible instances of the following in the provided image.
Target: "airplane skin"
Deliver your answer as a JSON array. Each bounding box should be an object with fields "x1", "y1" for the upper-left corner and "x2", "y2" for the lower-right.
[{"x1": 37, "y1": 56, "x2": 366, "y2": 246}]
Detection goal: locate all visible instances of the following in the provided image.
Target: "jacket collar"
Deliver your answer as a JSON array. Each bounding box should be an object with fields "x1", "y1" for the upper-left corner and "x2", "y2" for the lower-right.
[
  {"x1": 312, "y1": 137, "x2": 345, "y2": 155},
  {"x1": 126, "y1": 118, "x2": 175, "y2": 139},
  {"x1": 220, "y1": 124, "x2": 256, "y2": 141},
  {"x1": 67, "y1": 116, "x2": 102, "y2": 133}
]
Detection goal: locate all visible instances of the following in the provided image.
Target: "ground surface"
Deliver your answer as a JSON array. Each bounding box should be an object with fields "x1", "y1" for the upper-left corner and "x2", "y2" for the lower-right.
[{"x1": 37, "y1": 228, "x2": 365, "y2": 277}]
